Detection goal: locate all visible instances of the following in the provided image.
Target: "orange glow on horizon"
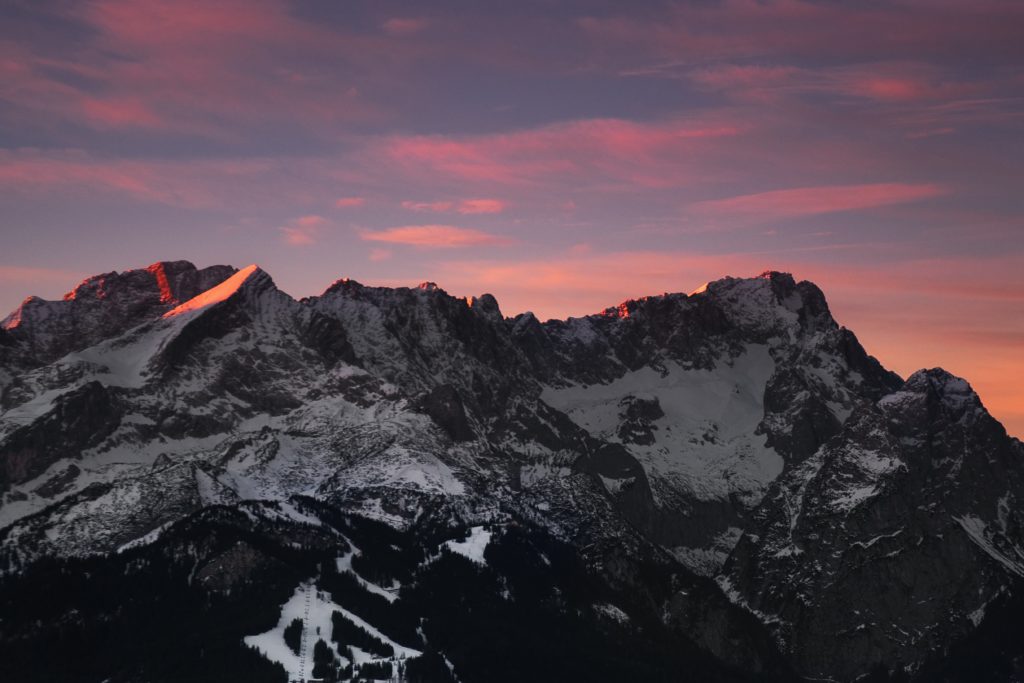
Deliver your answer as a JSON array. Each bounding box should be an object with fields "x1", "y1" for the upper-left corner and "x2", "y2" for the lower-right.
[{"x1": 410, "y1": 251, "x2": 1024, "y2": 437}]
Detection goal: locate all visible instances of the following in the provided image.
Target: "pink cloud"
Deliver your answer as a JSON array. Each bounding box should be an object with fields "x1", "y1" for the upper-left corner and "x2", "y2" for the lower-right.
[
  {"x1": 402, "y1": 200, "x2": 455, "y2": 213},
  {"x1": 0, "y1": 0, "x2": 398, "y2": 138},
  {"x1": 280, "y1": 215, "x2": 327, "y2": 246},
  {"x1": 335, "y1": 196, "x2": 366, "y2": 208},
  {"x1": 457, "y1": 199, "x2": 506, "y2": 214},
  {"x1": 692, "y1": 183, "x2": 946, "y2": 219},
  {"x1": 381, "y1": 117, "x2": 744, "y2": 188},
  {"x1": 360, "y1": 225, "x2": 511, "y2": 248},
  {"x1": 78, "y1": 96, "x2": 168, "y2": 129},
  {"x1": 0, "y1": 150, "x2": 181, "y2": 203},
  {"x1": 848, "y1": 76, "x2": 938, "y2": 102},
  {"x1": 831, "y1": 65, "x2": 985, "y2": 104},
  {"x1": 294, "y1": 215, "x2": 325, "y2": 227},
  {"x1": 400, "y1": 198, "x2": 507, "y2": 214},
  {"x1": 0, "y1": 148, "x2": 520, "y2": 214},
  {"x1": 688, "y1": 62, "x2": 987, "y2": 109},
  {"x1": 368, "y1": 248, "x2": 393, "y2": 262}
]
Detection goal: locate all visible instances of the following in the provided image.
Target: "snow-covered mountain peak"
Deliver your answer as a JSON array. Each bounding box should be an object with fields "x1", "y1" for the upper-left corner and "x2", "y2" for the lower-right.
[
  {"x1": 690, "y1": 272, "x2": 845, "y2": 346},
  {"x1": 594, "y1": 272, "x2": 804, "y2": 325},
  {"x1": 694, "y1": 270, "x2": 801, "y2": 308},
  {"x1": 903, "y1": 367, "x2": 975, "y2": 401},
  {"x1": 879, "y1": 367, "x2": 991, "y2": 431},
  {"x1": 2, "y1": 260, "x2": 1022, "y2": 682},
  {"x1": 0, "y1": 261, "x2": 237, "y2": 367},
  {"x1": 58, "y1": 260, "x2": 237, "y2": 308},
  {"x1": 163, "y1": 264, "x2": 268, "y2": 318}
]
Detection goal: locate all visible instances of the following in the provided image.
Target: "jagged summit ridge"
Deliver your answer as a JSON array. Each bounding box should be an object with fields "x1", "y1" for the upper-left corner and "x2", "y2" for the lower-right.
[
  {"x1": 2, "y1": 259, "x2": 1021, "y2": 682},
  {"x1": 3, "y1": 260, "x2": 238, "y2": 328},
  {"x1": 0, "y1": 260, "x2": 237, "y2": 367},
  {"x1": 592, "y1": 271, "x2": 812, "y2": 322},
  {"x1": 2, "y1": 260, "x2": 822, "y2": 329},
  {"x1": 880, "y1": 367, "x2": 990, "y2": 425},
  {"x1": 1, "y1": 260, "x2": 903, "y2": 558}
]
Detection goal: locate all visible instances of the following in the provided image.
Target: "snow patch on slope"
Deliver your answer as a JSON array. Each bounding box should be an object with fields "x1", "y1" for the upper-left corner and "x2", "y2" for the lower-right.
[
  {"x1": 670, "y1": 526, "x2": 744, "y2": 576},
  {"x1": 337, "y1": 537, "x2": 400, "y2": 603},
  {"x1": 245, "y1": 581, "x2": 421, "y2": 681},
  {"x1": 443, "y1": 526, "x2": 491, "y2": 565},
  {"x1": 336, "y1": 445, "x2": 466, "y2": 497},
  {"x1": 955, "y1": 515, "x2": 1024, "y2": 578},
  {"x1": 541, "y1": 345, "x2": 782, "y2": 503},
  {"x1": 593, "y1": 603, "x2": 630, "y2": 624},
  {"x1": 163, "y1": 264, "x2": 261, "y2": 318}
]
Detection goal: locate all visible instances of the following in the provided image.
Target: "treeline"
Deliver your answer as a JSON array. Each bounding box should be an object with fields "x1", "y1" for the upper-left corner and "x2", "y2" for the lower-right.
[
  {"x1": 356, "y1": 660, "x2": 392, "y2": 680},
  {"x1": 283, "y1": 617, "x2": 302, "y2": 655},
  {"x1": 0, "y1": 503, "x2": 785, "y2": 682},
  {"x1": 0, "y1": 506, "x2": 340, "y2": 682},
  {"x1": 312, "y1": 638, "x2": 342, "y2": 681},
  {"x1": 0, "y1": 551, "x2": 291, "y2": 682},
  {"x1": 403, "y1": 650, "x2": 456, "y2": 683},
  {"x1": 301, "y1": 498, "x2": 425, "y2": 588},
  {"x1": 392, "y1": 523, "x2": 761, "y2": 683},
  {"x1": 331, "y1": 610, "x2": 394, "y2": 658},
  {"x1": 319, "y1": 563, "x2": 418, "y2": 647}
]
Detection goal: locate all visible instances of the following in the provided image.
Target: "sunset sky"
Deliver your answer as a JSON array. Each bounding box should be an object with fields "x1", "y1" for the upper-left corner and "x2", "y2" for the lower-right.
[{"x1": 1, "y1": 0, "x2": 1022, "y2": 435}]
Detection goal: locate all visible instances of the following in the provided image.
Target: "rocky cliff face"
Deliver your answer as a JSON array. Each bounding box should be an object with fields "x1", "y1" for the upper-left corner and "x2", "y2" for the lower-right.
[
  {"x1": 1, "y1": 261, "x2": 236, "y2": 368},
  {"x1": 534, "y1": 272, "x2": 902, "y2": 573},
  {"x1": 0, "y1": 261, "x2": 1021, "y2": 682},
  {"x1": 723, "y1": 368, "x2": 1024, "y2": 680}
]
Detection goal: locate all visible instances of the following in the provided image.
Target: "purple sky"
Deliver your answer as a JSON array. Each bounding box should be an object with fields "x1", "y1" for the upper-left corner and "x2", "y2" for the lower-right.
[{"x1": 1, "y1": 0, "x2": 1023, "y2": 434}]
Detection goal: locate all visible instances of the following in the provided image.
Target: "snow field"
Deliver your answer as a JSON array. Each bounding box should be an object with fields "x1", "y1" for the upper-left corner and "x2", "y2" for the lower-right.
[
  {"x1": 542, "y1": 345, "x2": 783, "y2": 504},
  {"x1": 442, "y1": 526, "x2": 492, "y2": 565},
  {"x1": 245, "y1": 580, "x2": 421, "y2": 681}
]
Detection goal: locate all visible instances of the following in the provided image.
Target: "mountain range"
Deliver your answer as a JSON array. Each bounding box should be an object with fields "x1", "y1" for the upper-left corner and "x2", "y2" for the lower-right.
[{"x1": 1, "y1": 260, "x2": 1022, "y2": 682}]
